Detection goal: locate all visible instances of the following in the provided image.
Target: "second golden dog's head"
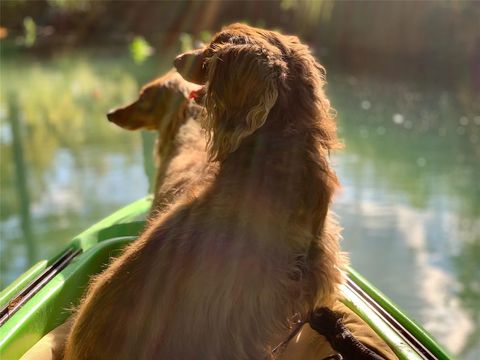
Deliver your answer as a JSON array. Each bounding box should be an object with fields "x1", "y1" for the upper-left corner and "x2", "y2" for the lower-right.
[
  {"x1": 175, "y1": 23, "x2": 339, "y2": 162},
  {"x1": 107, "y1": 70, "x2": 198, "y2": 131}
]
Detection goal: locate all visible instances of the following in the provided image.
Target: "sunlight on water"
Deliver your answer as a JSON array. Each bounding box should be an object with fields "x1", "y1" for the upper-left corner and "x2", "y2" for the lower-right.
[
  {"x1": 0, "y1": 51, "x2": 478, "y2": 359},
  {"x1": 329, "y1": 73, "x2": 479, "y2": 358},
  {"x1": 333, "y1": 154, "x2": 477, "y2": 356}
]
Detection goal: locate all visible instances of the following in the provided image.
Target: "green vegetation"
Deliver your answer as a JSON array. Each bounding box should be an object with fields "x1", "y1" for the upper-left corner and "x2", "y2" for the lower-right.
[
  {"x1": 0, "y1": 52, "x2": 164, "y2": 284},
  {"x1": 1, "y1": 1, "x2": 478, "y2": 82},
  {"x1": 22, "y1": 17, "x2": 36, "y2": 47},
  {"x1": 129, "y1": 37, "x2": 154, "y2": 64},
  {"x1": 1, "y1": 54, "x2": 140, "y2": 221}
]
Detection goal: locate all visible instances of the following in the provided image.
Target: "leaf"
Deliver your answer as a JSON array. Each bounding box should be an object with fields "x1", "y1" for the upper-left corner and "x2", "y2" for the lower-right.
[
  {"x1": 129, "y1": 36, "x2": 154, "y2": 64},
  {"x1": 179, "y1": 33, "x2": 193, "y2": 53},
  {"x1": 23, "y1": 17, "x2": 36, "y2": 48}
]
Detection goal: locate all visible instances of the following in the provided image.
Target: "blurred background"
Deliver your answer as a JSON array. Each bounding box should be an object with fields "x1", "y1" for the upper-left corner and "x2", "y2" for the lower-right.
[{"x1": 0, "y1": 1, "x2": 479, "y2": 358}]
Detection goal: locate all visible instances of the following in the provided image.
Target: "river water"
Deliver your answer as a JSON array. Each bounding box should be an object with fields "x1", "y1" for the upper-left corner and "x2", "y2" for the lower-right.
[{"x1": 0, "y1": 50, "x2": 478, "y2": 359}]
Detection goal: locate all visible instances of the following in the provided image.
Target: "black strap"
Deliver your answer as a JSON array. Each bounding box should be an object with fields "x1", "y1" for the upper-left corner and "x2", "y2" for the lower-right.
[{"x1": 309, "y1": 307, "x2": 387, "y2": 360}]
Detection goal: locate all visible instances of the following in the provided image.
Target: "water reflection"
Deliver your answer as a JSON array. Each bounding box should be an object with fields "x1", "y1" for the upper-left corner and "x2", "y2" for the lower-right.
[
  {"x1": 6, "y1": 94, "x2": 36, "y2": 266},
  {"x1": 329, "y1": 75, "x2": 479, "y2": 359},
  {"x1": 0, "y1": 51, "x2": 161, "y2": 286},
  {"x1": 334, "y1": 154, "x2": 476, "y2": 356},
  {"x1": 0, "y1": 52, "x2": 478, "y2": 359}
]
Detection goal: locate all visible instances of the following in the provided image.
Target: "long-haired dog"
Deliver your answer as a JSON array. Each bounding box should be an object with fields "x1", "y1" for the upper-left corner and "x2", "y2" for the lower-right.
[
  {"x1": 106, "y1": 69, "x2": 215, "y2": 214},
  {"x1": 65, "y1": 23, "x2": 346, "y2": 359}
]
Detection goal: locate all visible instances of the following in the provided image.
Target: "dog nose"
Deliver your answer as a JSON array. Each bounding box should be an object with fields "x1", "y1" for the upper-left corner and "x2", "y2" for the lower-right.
[{"x1": 106, "y1": 109, "x2": 117, "y2": 122}]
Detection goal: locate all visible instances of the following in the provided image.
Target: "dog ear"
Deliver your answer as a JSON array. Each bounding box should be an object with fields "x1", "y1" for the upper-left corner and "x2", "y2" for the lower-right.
[
  {"x1": 174, "y1": 48, "x2": 207, "y2": 85},
  {"x1": 203, "y1": 43, "x2": 287, "y2": 161}
]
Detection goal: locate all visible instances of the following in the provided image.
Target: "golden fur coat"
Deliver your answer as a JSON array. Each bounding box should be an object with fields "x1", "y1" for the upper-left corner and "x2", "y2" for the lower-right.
[{"x1": 65, "y1": 23, "x2": 347, "y2": 360}]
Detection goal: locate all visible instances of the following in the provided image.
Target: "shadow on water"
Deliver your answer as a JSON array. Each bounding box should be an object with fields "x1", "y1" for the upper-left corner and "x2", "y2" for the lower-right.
[
  {"x1": 5, "y1": 94, "x2": 36, "y2": 266},
  {"x1": 0, "y1": 50, "x2": 478, "y2": 358}
]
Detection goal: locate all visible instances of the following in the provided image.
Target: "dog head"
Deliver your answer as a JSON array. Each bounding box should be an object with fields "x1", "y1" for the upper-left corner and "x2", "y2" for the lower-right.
[
  {"x1": 175, "y1": 25, "x2": 291, "y2": 161},
  {"x1": 175, "y1": 23, "x2": 339, "y2": 161},
  {"x1": 107, "y1": 70, "x2": 199, "y2": 131}
]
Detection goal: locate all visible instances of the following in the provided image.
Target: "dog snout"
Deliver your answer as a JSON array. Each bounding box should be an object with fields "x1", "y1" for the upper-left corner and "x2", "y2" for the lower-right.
[
  {"x1": 107, "y1": 107, "x2": 128, "y2": 125},
  {"x1": 107, "y1": 108, "x2": 118, "y2": 122}
]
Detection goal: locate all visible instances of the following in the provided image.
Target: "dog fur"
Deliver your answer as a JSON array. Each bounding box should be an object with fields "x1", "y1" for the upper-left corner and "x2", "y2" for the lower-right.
[
  {"x1": 107, "y1": 69, "x2": 215, "y2": 214},
  {"x1": 65, "y1": 23, "x2": 346, "y2": 360}
]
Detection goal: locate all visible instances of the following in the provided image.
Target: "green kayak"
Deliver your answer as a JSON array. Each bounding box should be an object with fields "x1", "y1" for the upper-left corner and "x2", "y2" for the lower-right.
[{"x1": 0, "y1": 196, "x2": 452, "y2": 360}]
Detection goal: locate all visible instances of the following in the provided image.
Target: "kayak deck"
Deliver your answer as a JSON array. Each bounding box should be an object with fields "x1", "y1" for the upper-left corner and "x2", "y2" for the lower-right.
[{"x1": 0, "y1": 197, "x2": 451, "y2": 360}]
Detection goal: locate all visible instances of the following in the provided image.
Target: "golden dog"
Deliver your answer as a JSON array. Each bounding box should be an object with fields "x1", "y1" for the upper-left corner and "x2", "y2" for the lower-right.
[
  {"x1": 107, "y1": 69, "x2": 215, "y2": 214},
  {"x1": 65, "y1": 23, "x2": 346, "y2": 359}
]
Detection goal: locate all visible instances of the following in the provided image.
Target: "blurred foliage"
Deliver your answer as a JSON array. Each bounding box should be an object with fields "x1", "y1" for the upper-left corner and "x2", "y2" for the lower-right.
[
  {"x1": 129, "y1": 36, "x2": 154, "y2": 64},
  {"x1": 198, "y1": 31, "x2": 212, "y2": 46},
  {"x1": 280, "y1": 0, "x2": 334, "y2": 29},
  {"x1": 0, "y1": 0, "x2": 478, "y2": 84},
  {"x1": 178, "y1": 33, "x2": 193, "y2": 53},
  {"x1": 0, "y1": 53, "x2": 149, "y2": 220},
  {"x1": 47, "y1": 0, "x2": 91, "y2": 11},
  {"x1": 179, "y1": 31, "x2": 213, "y2": 52},
  {"x1": 22, "y1": 17, "x2": 36, "y2": 47}
]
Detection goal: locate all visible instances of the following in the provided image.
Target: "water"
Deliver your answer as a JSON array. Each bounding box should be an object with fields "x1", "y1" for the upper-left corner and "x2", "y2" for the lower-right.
[{"x1": 0, "y1": 51, "x2": 478, "y2": 359}]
